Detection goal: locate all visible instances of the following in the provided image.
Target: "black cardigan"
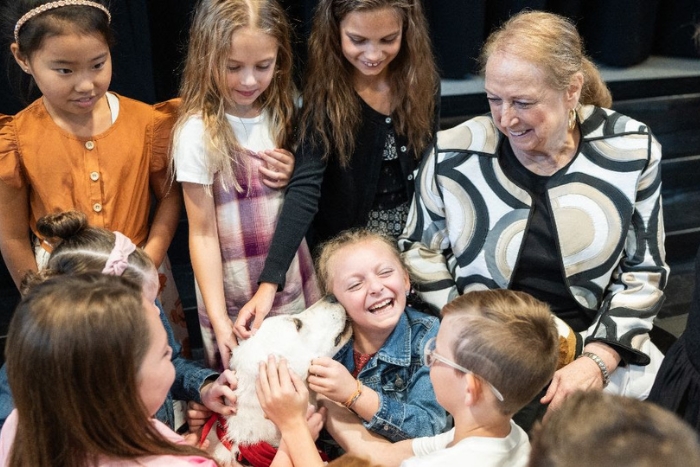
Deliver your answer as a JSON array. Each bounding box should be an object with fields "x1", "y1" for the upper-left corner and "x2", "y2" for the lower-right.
[{"x1": 259, "y1": 95, "x2": 435, "y2": 287}]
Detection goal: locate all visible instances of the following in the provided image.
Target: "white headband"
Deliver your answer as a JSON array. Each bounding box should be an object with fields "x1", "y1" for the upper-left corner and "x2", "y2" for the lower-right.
[{"x1": 14, "y1": 1, "x2": 112, "y2": 44}]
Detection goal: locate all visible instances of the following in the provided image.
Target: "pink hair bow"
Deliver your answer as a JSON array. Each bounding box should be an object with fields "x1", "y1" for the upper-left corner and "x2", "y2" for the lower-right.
[{"x1": 102, "y1": 231, "x2": 137, "y2": 276}]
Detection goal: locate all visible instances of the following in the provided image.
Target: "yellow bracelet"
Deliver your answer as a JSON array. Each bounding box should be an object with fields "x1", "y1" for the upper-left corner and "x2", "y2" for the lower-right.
[{"x1": 343, "y1": 379, "x2": 363, "y2": 409}]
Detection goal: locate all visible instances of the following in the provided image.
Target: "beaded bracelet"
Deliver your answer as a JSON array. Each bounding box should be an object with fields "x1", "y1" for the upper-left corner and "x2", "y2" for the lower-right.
[
  {"x1": 579, "y1": 351, "x2": 610, "y2": 388},
  {"x1": 344, "y1": 379, "x2": 363, "y2": 409}
]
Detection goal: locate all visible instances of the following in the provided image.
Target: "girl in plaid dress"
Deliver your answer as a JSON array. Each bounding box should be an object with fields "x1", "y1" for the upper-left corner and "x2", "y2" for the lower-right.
[{"x1": 173, "y1": 0, "x2": 320, "y2": 371}]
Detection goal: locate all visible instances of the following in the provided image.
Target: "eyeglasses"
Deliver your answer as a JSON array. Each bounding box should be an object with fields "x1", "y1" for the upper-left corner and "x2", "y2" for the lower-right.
[{"x1": 423, "y1": 337, "x2": 504, "y2": 402}]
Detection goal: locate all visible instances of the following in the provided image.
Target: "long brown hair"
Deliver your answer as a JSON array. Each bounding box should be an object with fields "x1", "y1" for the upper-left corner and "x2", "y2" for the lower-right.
[
  {"x1": 300, "y1": 0, "x2": 438, "y2": 167},
  {"x1": 6, "y1": 273, "x2": 216, "y2": 467},
  {"x1": 175, "y1": 0, "x2": 296, "y2": 192}
]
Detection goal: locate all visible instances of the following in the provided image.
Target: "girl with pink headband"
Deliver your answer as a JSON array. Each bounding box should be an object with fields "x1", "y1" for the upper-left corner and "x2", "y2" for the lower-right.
[{"x1": 0, "y1": 210, "x2": 238, "y2": 442}]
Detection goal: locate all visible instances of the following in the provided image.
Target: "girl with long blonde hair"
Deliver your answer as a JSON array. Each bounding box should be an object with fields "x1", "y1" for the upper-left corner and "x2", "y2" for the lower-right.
[{"x1": 173, "y1": 0, "x2": 320, "y2": 370}]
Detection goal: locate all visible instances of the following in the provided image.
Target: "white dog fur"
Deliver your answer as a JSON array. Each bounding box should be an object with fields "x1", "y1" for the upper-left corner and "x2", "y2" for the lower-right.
[{"x1": 210, "y1": 297, "x2": 352, "y2": 464}]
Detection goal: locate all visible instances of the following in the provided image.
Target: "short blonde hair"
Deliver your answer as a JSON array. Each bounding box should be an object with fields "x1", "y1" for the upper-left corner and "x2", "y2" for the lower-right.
[
  {"x1": 315, "y1": 228, "x2": 405, "y2": 295},
  {"x1": 441, "y1": 290, "x2": 559, "y2": 415},
  {"x1": 529, "y1": 391, "x2": 700, "y2": 467},
  {"x1": 480, "y1": 10, "x2": 611, "y2": 108},
  {"x1": 327, "y1": 453, "x2": 381, "y2": 467}
]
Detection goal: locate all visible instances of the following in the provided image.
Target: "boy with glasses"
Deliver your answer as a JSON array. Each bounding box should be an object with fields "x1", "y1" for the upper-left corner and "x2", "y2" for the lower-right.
[{"x1": 319, "y1": 289, "x2": 560, "y2": 467}]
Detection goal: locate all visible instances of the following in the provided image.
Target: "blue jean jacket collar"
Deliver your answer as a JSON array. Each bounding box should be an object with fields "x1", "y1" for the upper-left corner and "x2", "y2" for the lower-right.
[{"x1": 336, "y1": 311, "x2": 412, "y2": 371}]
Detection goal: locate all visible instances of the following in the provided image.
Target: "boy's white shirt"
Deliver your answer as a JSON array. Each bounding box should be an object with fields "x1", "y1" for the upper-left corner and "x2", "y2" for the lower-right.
[{"x1": 401, "y1": 420, "x2": 530, "y2": 467}]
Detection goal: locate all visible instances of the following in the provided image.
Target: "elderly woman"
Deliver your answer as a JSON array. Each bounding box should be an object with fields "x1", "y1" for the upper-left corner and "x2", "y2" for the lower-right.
[{"x1": 400, "y1": 10, "x2": 668, "y2": 426}]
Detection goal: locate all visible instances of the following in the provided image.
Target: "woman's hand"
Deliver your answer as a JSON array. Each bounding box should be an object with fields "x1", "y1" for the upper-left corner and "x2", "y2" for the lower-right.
[
  {"x1": 234, "y1": 282, "x2": 277, "y2": 339},
  {"x1": 540, "y1": 357, "x2": 604, "y2": 410},
  {"x1": 541, "y1": 342, "x2": 620, "y2": 418},
  {"x1": 212, "y1": 317, "x2": 239, "y2": 369},
  {"x1": 259, "y1": 149, "x2": 295, "y2": 189},
  {"x1": 307, "y1": 357, "x2": 357, "y2": 404},
  {"x1": 200, "y1": 369, "x2": 238, "y2": 416}
]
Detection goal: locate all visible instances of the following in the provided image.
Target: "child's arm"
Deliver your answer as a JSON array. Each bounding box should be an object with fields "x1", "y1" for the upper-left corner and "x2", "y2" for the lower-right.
[
  {"x1": 0, "y1": 182, "x2": 37, "y2": 288},
  {"x1": 321, "y1": 398, "x2": 415, "y2": 467},
  {"x1": 235, "y1": 141, "x2": 327, "y2": 339},
  {"x1": 182, "y1": 181, "x2": 237, "y2": 366},
  {"x1": 144, "y1": 169, "x2": 182, "y2": 269},
  {"x1": 257, "y1": 356, "x2": 326, "y2": 467}
]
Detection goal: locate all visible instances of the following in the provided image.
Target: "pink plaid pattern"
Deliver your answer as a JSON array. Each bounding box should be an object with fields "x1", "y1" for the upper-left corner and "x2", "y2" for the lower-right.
[{"x1": 197, "y1": 150, "x2": 320, "y2": 369}]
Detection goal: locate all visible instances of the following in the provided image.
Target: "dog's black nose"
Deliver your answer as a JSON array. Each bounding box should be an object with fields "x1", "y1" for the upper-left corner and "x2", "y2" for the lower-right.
[{"x1": 326, "y1": 295, "x2": 338, "y2": 304}]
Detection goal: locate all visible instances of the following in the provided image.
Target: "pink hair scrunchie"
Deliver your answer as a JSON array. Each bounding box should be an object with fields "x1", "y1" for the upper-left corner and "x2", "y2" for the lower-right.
[{"x1": 102, "y1": 231, "x2": 137, "y2": 276}]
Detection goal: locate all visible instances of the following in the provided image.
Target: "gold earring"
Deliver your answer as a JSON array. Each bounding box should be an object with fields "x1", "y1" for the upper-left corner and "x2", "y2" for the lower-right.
[{"x1": 568, "y1": 108, "x2": 576, "y2": 130}]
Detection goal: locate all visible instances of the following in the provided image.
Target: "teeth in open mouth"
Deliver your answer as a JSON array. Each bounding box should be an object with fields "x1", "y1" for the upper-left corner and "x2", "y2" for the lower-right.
[
  {"x1": 369, "y1": 298, "x2": 392, "y2": 312},
  {"x1": 364, "y1": 62, "x2": 379, "y2": 67},
  {"x1": 510, "y1": 130, "x2": 526, "y2": 136}
]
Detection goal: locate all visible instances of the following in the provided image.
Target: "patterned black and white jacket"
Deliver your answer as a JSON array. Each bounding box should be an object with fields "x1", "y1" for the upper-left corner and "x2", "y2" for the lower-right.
[{"x1": 399, "y1": 105, "x2": 669, "y2": 365}]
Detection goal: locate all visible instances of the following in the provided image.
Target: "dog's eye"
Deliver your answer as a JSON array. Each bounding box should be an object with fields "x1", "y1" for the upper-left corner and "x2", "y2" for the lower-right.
[{"x1": 293, "y1": 318, "x2": 303, "y2": 331}]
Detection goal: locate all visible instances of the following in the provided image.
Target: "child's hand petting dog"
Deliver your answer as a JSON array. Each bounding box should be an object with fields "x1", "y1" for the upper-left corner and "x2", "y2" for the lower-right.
[
  {"x1": 256, "y1": 356, "x2": 309, "y2": 431},
  {"x1": 180, "y1": 430, "x2": 210, "y2": 450},
  {"x1": 307, "y1": 356, "x2": 357, "y2": 404},
  {"x1": 187, "y1": 369, "x2": 238, "y2": 435},
  {"x1": 257, "y1": 356, "x2": 326, "y2": 467},
  {"x1": 200, "y1": 369, "x2": 238, "y2": 416}
]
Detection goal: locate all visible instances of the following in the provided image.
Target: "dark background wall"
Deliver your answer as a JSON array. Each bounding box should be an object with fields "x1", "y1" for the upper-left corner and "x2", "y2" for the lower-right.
[{"x1": 4, "y1": 0, "x2": 698, "y2": 111}]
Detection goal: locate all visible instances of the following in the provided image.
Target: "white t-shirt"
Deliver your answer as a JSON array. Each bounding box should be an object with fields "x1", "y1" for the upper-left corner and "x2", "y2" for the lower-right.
[
  {"x1": 402, "y1": 420, "x2": 530, "y2": 467},
  {"x1": 173, "y1": 112, "x2": 274, "y2": 185}
]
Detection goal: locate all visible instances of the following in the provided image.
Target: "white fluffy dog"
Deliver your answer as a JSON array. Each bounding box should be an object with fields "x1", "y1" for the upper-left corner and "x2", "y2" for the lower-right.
[{"x1": 208, "y1": 297, "x2": 351, "y2": 464}]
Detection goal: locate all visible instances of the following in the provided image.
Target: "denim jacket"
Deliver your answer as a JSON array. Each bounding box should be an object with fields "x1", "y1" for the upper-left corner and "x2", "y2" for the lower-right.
[
  {"x1": 154, "y1": 300, "x2": 218, "y2": 428},
  {"x1": 334, "y1": 307, "x2": 446, "y2": 441}
]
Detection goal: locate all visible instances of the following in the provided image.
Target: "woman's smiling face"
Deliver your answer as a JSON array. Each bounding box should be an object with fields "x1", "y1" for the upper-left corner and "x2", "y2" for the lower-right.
[{"x1": 485, "y1": 51, "x2": 579, "y2": 159}]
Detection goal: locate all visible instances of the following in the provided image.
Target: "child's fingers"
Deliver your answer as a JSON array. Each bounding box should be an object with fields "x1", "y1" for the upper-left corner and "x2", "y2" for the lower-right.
[
  {"x1": 181, "y1": 431, "x2": 202, "y2": 447},
  {"x1": 276, "y1": 357, "x2": 295, "y2": 391},
  {"x1": 221, "y1": 369, "x2": 238, "y2": 388},
  {"x1": 289, "y1": 367, "x2": 309, "y2": 399},
  {"x1": 256, "y1": 361, "x2": 271, "y2": 399},
  {"x1": 263, "y1": 148, "x2": 293, "y2": 163},
  {"x1": 265, "y1": 355, "x2": 281, "y2": 390}
]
